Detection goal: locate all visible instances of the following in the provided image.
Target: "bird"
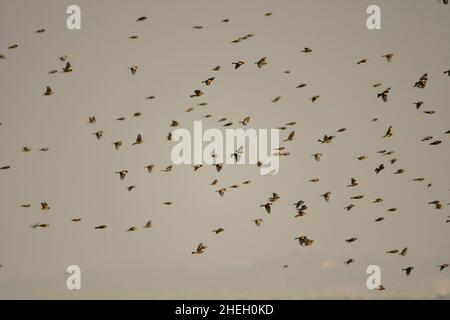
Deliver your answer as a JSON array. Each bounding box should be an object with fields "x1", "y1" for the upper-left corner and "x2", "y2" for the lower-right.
[
  {"x1": 239, "y1": 116, "x2": 250, "y2": 126},
  {"x1": 40, "y1": 202, "x2": 50, "y2": 210},
  {"x1": 62, "y1": 62, "x2": 72, "y2": 73},
  {"x1": 377, "y1": 87, "x2": 391, "y2": 102},
  {"x1": 387, "y1": 249, "x2": 399, "y2": 254},
  {"x1": 132, "y1": 134, "x2": 143, "y2": 145},
  {"x1": 399, "y1": 247, "x2": 408, "y2": 256},
  {"x1": 190, "y1": 90, "x2": 203, "y2": 97},
  {"x1": 357, "y1": 58, "x2": 368, "y2": 65},
  {"x1": 311, "y1": 95, "x2": 320, "y2": 102},
  {"x1": 31, "y1": 223, "x2": 49, "y2": 229},
  {"x1": 127, "y1": 227, "x2": 138, "y2": 232},
  {"x1": 438, "y1": 264, "x2": 449, "y2": 271},
  {"x1": 216, "y1": 188, "x2": 226, "y2": 197},
  {"x1": 383, "y1": 126, "x2": 393, "y2": 138},
  {"x1": 321, "y1": 192, "x2": 331, "y2": 202},
  {"x1": 113, "y1": 141, "x2": 123, "y2": 150},
  {"x1": 272, "y1": 96, "x2": 281, "y2": 103},
  {"x1": 295, "y1": 236, "x2": 314, "y2": 246},
  {"x1": 255, "y1": 57, "x2": 267, "y2": 68},
  {"x1": 44, "y1": 86, "x2": 53, "y2": 96},
  {"x1": 8, "y1": 44, "x2": 18, "y2": 49},
  {"x1": 312, "y1": 153, "x2": 322, "y2": 161},
  {"x1": 345, "y1": 259, "x2": 355, "y2": 265},
  {"x1": 284, "y1": 131, "x2": 295, "y2": 142},
  {"x1": 202, "y1": 77, "x2": 215, "y2": 86},
  {"x1": 95, "y1": 225, "x2": 107, "y2": 230},
  {"x1": 115, "y1": 170, "x2": 128, "y2": 180},
  {"x1": 345, "y1": 238, "x2": 357, "y2": 243},
  {"x1": 318, "y1": 135, "x2": 334, "y2": 144},
  {"x1": 296, "y1": 83, "x2": 307, "y2": 88},
  {"x1": 71, "y1": 218, "x2": 82, "y2": 222},
  {"x1": 145, "y1": 165, "x2": 154, "y2": 173},
  {"x1": 127, "y1": 186, "x2": 136, "y2": 192},
  {"x1": 402, "y1": 266, "x2": 414, "y2": 276},
  {"x1": 444, "y1": 69, "x2": 450, "y2": 76},
  {"x1": 143, "y1": 220, "x2": 152, "y2": 229},
  {"x1": 375, "y1": 164, "x2": 385, "y2": 174},
  {"x1": 232, "y1": 61, "x2": 245, "y2": 69},
  {"x1": 192, "y1": 243, "x2": 207, "y2": 255},
  {"x1": 136, "y1": 16, "x2": 147, "y2": 22},
  {"x1": 212, "y1": 228, "x2": 225, "y2": 235},
  {"x1": 129, "y1": 65, "x2": 138, "y2": 75},
  {"x1": 301, "y1": 47, "x2": 312, "y2": 53},
  {"x1": 345, "y1": 204, "x2": 355, "y2": 211},
  {"x1": 413, "y1": 101, "x2": 424, "y2": 110},
  {"x1": 382, "y1": 53, "x2": 394, "y2": 62},
  {"x1": 414, "y1": 73, "x2": 428, "y2": 88},
  {"x1": 347, "y1": 178, "x2": 358, "y2": 187},
  {"x1": 253, "y1": 219, "x2": 263, "y2": 226},
  {"x1": 260, "y1": 203, "x2": 272, "y2": 214}
]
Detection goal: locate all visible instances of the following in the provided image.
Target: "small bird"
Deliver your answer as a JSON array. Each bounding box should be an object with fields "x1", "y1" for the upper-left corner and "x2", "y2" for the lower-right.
[
  {"x1": 129, "y1": 65, "x2": 138, "y2": 75},
  {"x1": 127, "y1": 186, "x2": 136, "y2": 192},
  {"x1": 357, "y1": 58, "x2": 368, "y2": 65},
  {"x1": 211, "y1": 66, "x2": 221, "y2": 71},
  {"x1": 284, "y1": 131, "x2": 295, "y2": 142},
  {"x1": 321, "y1": 192, "x2": 331, "y2": 202},
  {"x1": 145, "y1": 165, "x2": 154, "y2": 173},
  {"x1": 127, "y1": 227, "x2": 138, "y2": 232},
  {"x1": 95, "y1": 225, "x2": 107, "y2": 230},
  {"x1": 387, "y1": 249, "x2": 399, "y2": 254},
  {"x1": 375, "y1": 164, "x2": 385, "y2": 174},
  {"x1": 192, "y1": 25, "x2": 203, "y2": 29},
  {"x1": 253, "y1": 218, "x2": 263, "y2": 226},
  {"x1": 301, "y1": 47, "x2": 312, "y2": 53},
  {"x1": 347, "y1": 178, "x2": 358, "y2": 187},
  {"x1": 295, "y1": 235, "x2": 314, "y2": 246},
  {"x1": 312, "y1": 153, "x2": 322, "y2": 161},
  {"x1": 383, "y1": 126, "x2": 393, "y2": 138},
  {"x1": 216, "y1": 188, "x2": 226, "y2": 197},
  {"x1": 394, "y1": 169, "x2": 405, "y2": 174},
  {"x1": 444, "y1": 69, "x2": 450, "y2": 76},
  {"x1": 192, "y1": 243, "x2": 207, "y2": 255},
  {"x1": 345, "y1": 204, "x2": 355, "y2": 211},
  {"x1": 377, "y1": 87, "x2": 391, "y2": 102},
  {"x1": 345, "y1": 259, "x2": 355, "y2": 265},
  {"x1": 115, "y1": 170, "x2": 128, "y2": 180},
  {"x1": 438, "y1": 264, "x2": 449, "y2": 271},
  {"x1": 260, "y1": 202, "x2": 272, "y2": 214},
  {"x1": 402, "y1": 266, "x2": 414, "y2": 276},
  {"x1": 136, "y1": 16, "x2": 147, "y2": 22},
  {"x1": 382, "y1": 53, "x2": 394, "y2": 62},
  {"x1": 318, "y1": 135, "x2": 334, "y2": 144},
  {"x1": 190, "y1": 90, "x2": 203, "y2": 98},
  {"x1": 399, "y1": 247, "x2": 408, "y2": 256},
  {"x1": 31, "y1": 223, "x2": 49, "y2": 229},
  {"x1": 143, "y1": 220, "x2": 152, "y2": 228},
  {"x1": 202, "y1": 77, "x2": 215, "y2": 86},
  {"x1": 41, "y1": 202, "x2": 50, "y2": 210},
  {"x1": 239, "y1": 116, "x2": 250, "y2": 126},
  {"x1": 212, "y1": 228, "x2": 225, "y2": 235},
  {"x1": 8, "y1": 44, "x2": 18, "y2": 49},
  {"x1": 272, "y1": 96, "x2": 281, "y2": 103},
  {"x1": 71, "y1": 218, "x2": 82, "y2": 222},
  {"x1": 311, "y1": 95, "x2": 320, "y2": 103},
  {"x1": 132, "y1": 134, "x2": 143, "y2": 145},
  {"x1": 414, "y1": 73, "x2": 428, "y2": 88},
  {"x1": 232, "y1": 61, "x2": 245, "y2": 69},
  {"x1": 44, "y1": 86, "x2": 53, "y2": 96},
  {"x1": 62, "y1": 62, "x2": 72, "y2": 73},
  {"x1": 255, "y1": 57, "x2": 267, "y2": 68},
  {"x1": 413, "y1": 101, "x2": 424, "y2": 110},
  {"x1": 296, "y1": 83, "x2": 307, "y2": 88},
  {"x1": 345, "y1": 238, "x2": 357, "y2": 243},
  {"x1": 113, "y1": 141, "x2": 123, "y2": 150}
]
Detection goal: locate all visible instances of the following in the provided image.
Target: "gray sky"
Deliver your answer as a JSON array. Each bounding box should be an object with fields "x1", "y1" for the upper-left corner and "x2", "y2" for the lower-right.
[{"x1": 0, "y1": 0, "x2": 449, "y2": 299}]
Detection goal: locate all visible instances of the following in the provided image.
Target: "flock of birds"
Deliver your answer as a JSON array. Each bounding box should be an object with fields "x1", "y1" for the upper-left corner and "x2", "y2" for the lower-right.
[{"x1": 1, "y1": 3, "x2": 450, "y2": 295}]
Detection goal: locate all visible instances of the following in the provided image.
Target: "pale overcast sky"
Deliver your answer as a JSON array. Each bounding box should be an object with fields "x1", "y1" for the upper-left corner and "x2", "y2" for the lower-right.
[{"x1": 0, "y1": 0, "x2": 449, "y2": 299}]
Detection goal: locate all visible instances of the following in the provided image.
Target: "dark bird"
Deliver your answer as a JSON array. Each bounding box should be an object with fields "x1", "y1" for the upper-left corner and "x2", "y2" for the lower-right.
[
  {"x1": 232, "y1": 61, "x2": 245, "y2": 69},
  {"x1": 136, "y1": 16, "x2": 147, "y2": 22},
  {"x1": 377, "y1": 87, "x2": 391, "y2": 102},
  {"x1": 44, "y1": 86, "x2": 53, "y2": 96},
  {"x1": 132, "y1": 134, "x2": 143, "y2": 145},
  {"x1": 202, "y1": 77, "x2": 215, "y2": 86},
  {"x1": 255, "y1": 57, "x2": 267, "y2": 68},
  {"x1": 402, "y1": 266, "x2": 414, "y2": 276},
  {"x1": 192, "y1": 243, "x2": 207, "y2": 255},
  {"x1": 414, "y1": 73, "x2": 428, "y2": 88}
]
